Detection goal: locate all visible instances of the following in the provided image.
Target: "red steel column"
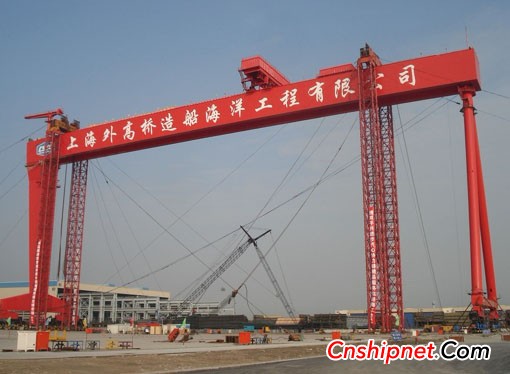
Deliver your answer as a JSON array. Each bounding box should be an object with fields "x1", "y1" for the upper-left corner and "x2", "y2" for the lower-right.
[
  {"x1": 27, "y1": 164, "x2": 43, "y2": 313},
  {"x1": 29, "y1": 132, "x2": 61, "y2": 328},
  {"x1": 358, "y1": 51, "x2": 382, "y2": 331},
  {"x1": 379, "y1": 106, "x2": 404, "y2": 331},
  {"x1": 62, "y1": 160, "x2": 89, "y2": 329},
  {"x1": 474, "y1": 120, "x2": 499, "y2": 318},
  {"x1": 459, "y1": 86, "x2": 484, "y2": 313},
  {"x1": 358, "y1": 45, "x2": 403, "y2": 332}
]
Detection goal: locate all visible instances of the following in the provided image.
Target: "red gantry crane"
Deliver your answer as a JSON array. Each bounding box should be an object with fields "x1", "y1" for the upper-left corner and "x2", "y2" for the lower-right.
[{"x1": 0, "y1": 45, "x2": 499, "y2": 331}]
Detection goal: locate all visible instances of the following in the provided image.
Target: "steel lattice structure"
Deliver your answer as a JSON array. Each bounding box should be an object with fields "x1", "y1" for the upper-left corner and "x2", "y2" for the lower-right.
[
  {"x1": 357, "y1": 47, "x2": 385, "y2": 330},
  {"x1": 62, "y1": 160, "x2": 89, "y2": 329},
  {"x1": 379, "y1": 105, "x2": 403, "y2": 331}
]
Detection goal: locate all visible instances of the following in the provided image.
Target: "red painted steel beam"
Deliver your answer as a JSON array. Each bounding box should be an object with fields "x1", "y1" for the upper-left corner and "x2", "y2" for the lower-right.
[
  {"x1": 460, "y1": 87, "x2": 499, "y2": 319},
  {"x1": 26, "y1": 49, "x2": 480, "y2": 166},
  {"x1": 459, "y1": 86, "x2": 485, "y2": 313},
  {"x1": 30, "y1": 132, "x2": 61, "y2": 328},
  {"x1": 475, "y1": 129, "x2": 499, "y2": 315}
]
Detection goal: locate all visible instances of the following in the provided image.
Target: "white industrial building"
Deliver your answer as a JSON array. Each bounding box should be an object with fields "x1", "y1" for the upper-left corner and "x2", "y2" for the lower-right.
[{"x1": 0, "y1": 281, "x2": 219, "y2": 324}]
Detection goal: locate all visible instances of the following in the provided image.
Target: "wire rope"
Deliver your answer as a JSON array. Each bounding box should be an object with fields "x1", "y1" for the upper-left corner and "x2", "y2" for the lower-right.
[
  {"x1": 0, "y1": 161, "x2": 23, "y2": 189},
  {"x1": 237, "y1": 117, "x2": 357, "y2": 295},
  {"x1": 244, "y1": 118, "x2": 327, "y2": 237},
  {"x1": 271, "y1": 231, "x2": 295, "y2": 312},
  {"x1": 92, "y1": 163, "x2": 242, "y2": 291},
  {"x1": 481, "y1": 89, "x2": 510, "y2": 100},
  {"x1": 106, "y1": 160, "x2": 273, "y2": 297},
  {"x1": 100, "y1": 124, "x2": 286, "y2": 285},
  {"x1": 0, "y1": 209, "x2": 27, "y2": 248},
  {"x1": 286, "y1": 114, "x2": 350, "y2": 185},
  {"x1": 0, "y1": 124, "x2": 46, "y2": 157},
  {"x1": 89, "y1": 168, "x2": 126, "y2": 285},
  {"x1": 56, "y1": 164, "x2": 68, "y2": 281},
  {"x1": 93, "y1": 164, "x2": 267, "y2": 314},
  {"x1": 100, "y1": 97, "x2": 455, "y2": 303},
  {"x1": 395, "y1": 105, "x2": 443, "y2": 309},
  {"x1": 0, "y1": 174, "x2": 26, "y2": 202},
  {"x1": 97, "y1": 119, "x2": 332, "y2": 312},
  {"x1": 95, "y1": 160, "x2": 163, "y2": 291},
  {"x1": 446, "y1": 104, "x2": 466, "y2": 304},
  {"x1": 91, "y1": 164, "x2": 141, "y2": 286}
]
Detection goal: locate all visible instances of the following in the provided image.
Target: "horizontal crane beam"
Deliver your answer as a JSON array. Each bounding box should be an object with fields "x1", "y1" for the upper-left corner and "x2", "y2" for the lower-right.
[{"x1": 26, "y1": 48, "x2": 479, "y2": 166}]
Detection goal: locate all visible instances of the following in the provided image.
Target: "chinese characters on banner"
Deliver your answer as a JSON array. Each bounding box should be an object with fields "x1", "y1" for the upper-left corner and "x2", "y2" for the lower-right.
[{"x1": 65, "y1": 64, "x2": 417, "y2": 152}]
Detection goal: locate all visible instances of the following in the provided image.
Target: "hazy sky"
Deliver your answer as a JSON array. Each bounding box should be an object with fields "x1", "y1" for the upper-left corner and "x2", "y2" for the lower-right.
[{"x1": 1, "y1": 1, "x2": 509, "y2": 317}]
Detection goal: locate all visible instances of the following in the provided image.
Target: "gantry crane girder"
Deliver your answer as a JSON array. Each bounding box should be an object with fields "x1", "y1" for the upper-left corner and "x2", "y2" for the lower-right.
[
  {"x1": 25, "y1": 49, "x2": 481, "y2": 165},
  {"x1": 0, "y1": 47, "x2": 499, "y2": 329}
]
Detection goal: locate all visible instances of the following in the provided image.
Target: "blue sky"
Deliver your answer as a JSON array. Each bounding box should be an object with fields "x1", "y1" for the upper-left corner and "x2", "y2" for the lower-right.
[{"x1": 1, "y1": 1, "x2": 509, "y2": 316}]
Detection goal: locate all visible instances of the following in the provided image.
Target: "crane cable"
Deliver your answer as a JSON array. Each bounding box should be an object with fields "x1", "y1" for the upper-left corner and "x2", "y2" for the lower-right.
[
  {"x1": 89, "y1": 168, "x2": 126, "y2": 284},
  {"x1": 56, "y1": 164, "x2": 68, "y2": 281},
  {"x1": 95, "y1": 160, "x2": 163, "y2": 291},
  {"x1": 242, "y1": 284, "x2": 258, "y2": 316},
  {"x1": 92, "y1": 166, "x2": 142, "y2": 285},
  {"x1": 173, "y1": 231, "x2": 277, "y2": 302},
  {"x1": 98, "y1": 117, "x2": 335, "y2": 313},
  {"x1": 286, "y1": 116, "x2": 347, "y2": 187},
  {"x1": 446, "y1": 103, "x2": 466, "y2": 304},
  {"x1": 105, "y1": 99, "x2": 440, "y2": 287},
  {"x1": 0, "y1": 174, "x2": 26, "y2": 203},
  {"x1": 93, "y1": 164, "x2": 267, "y2": 315},
  {"x1": 100, "y1": 124, "x2": 287, "y2": 285},
  {"x1": 0, "y1": 160, "x2": 24, "y2": 189},
  {"x1": 236, "y1": 116, "x2": 357, "y2": 296},
  {"x1": 101, "y1": 97, "x2": 455, "y2": 293},
  {"x1": 109, "y1": 147, "x2": 359, "y2": 293},
  {"x1": 92, "y1": 163, "x2": 208, "y2": 286},
  {"x1": 170, "y1": 116, "x2": 334, "y2": 305},
  {"x1": 481, "y1": 89, "x2": 510, "y2": 100},
  {"x1": 217, "y1": 116, "x2": 330, "y2": 306},
  {"x1": 106, "y1": 162, "x2": 276, "y2": 299},
  {"x1": 212, "y1": 115, "x2": 343, "y2": 307},
  {"x1": 234, "y1": 98, "x2": 452, "y2": 308},
  {"x1": 255, "y1": 98, "x2": 452, "y2": 223},
  {"x1": 89, "y1": 167, "x2": 129, "y2": 282},
  {"x1": 0, "y1": 209, "x2": 26, "y2": 248},
  {"x1": 243, "y1": 117, "x2": 328, "y2": 237},
  {"x1": 395, "y1": 104, "x2": 443, "y2": 309},
  {"x1": 271, "y1": 231, "x2": 295, "y2": 311},
  {"x1": 172, "y1": 232, "x2": 241, "y2": 300},
  {"x1": 0, "y1": 124, "x2": 45, "y2": 156}
]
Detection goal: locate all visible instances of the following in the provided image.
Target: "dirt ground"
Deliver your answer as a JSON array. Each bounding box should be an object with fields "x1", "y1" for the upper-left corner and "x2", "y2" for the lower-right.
[{"x1": 0, "y1": 344, "x2": 327, "y2": 374}]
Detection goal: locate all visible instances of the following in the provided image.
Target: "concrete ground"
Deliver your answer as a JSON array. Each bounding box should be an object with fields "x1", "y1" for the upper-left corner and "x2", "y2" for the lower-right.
[
  {"x1": 0, "y1": 330, "x2": 328, "y2": 359},
  {"x1": 0, "y1": 329, "x2": 509, "y2": 373}
]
